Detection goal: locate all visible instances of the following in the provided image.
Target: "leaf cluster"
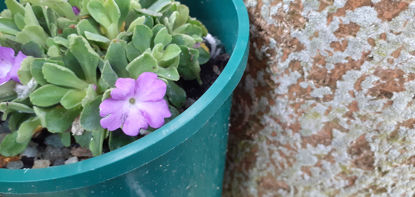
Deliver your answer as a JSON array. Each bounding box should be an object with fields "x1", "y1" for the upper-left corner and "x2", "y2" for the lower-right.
[{"x1": 0, "y1": 0, "x2": 210, "y2": 157}]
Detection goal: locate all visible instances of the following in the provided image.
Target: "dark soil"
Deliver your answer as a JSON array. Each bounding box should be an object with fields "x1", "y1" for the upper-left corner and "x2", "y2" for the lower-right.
[{"x1": 179, "y1": 52, "x2": 230, "y2": 101}]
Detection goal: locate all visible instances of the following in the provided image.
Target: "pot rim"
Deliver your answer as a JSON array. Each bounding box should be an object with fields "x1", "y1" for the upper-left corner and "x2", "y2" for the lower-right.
[{"x1": 0, "y1": 0, "x2": 249, "y2": 192}]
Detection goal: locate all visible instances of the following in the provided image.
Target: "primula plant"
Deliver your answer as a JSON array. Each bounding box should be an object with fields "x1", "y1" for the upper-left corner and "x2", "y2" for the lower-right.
[{"x1": 0, "y1": 0, "x2": 211, "y2": 157}]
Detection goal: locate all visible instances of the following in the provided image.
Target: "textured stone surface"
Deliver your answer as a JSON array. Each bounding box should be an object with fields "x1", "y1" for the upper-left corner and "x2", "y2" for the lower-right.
[{"x1": 224, "y1": 0, "x2": 415, "y2": 196}]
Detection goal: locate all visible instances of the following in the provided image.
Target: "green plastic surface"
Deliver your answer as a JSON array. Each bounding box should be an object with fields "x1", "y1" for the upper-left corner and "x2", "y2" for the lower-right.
[{"x1": 0, "y1": 0, "x2": 249, "y2": 196}]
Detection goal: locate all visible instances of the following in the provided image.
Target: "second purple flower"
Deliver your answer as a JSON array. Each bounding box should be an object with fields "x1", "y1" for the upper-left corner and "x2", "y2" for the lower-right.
[{"x1": 0, "y1": 46, "x2": 26, "y2": 85}]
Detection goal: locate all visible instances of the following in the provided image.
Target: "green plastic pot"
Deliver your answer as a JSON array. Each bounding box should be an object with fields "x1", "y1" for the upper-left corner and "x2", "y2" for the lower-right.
[{"x1": 0, "y1": 0, "x2": 249, "y2": 196}]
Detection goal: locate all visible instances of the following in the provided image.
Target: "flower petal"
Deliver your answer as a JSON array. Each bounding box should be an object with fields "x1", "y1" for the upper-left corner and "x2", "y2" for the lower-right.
[
  {"x1": 111, "y1": 78, "x2": 136, "y2": 99},
  {"x1": 10, "y1": 51, "x2": 26, "y2": 82},
  {"x1": 0, "y1": 46, "x2": 15, "y2": 61},
  {"x1": 72, "y1": 6, "x2": 80, "y2": 15},
  {"x1": 0, "y1": 65, "x2": 11, "y2": 85},
  {"x1": 135, "y1": 72, "x2": 167, "y2": 102},
  {"x1": 122, "y1": 108, "x2": 148, "y2": 136},
  {"x1": 139, "y1": 100, "x2": 171, "y2": 128},
  {"x1": 99, "y1": 98, "x2": 127, "y2": 117},
  {"x1": 100, "y1": 112, "x2": 124, "y2": 131},
  {"x1": 0, "y1": 47, "x2": 14, "y2": 85}
]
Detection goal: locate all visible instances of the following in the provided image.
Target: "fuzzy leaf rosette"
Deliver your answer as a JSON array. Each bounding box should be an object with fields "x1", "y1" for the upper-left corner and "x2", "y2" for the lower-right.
[{"x1": 0, "y1": 0, "x2": 211, "y2": 157}]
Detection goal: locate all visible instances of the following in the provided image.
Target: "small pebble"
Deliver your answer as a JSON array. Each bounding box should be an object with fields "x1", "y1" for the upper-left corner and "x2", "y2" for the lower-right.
[
  {"x1": 32, "y1": 160, "x2": 51, "y2": 168},
  {"x1": 213, "y1": 65, "x2": 221, "y2": 75},
  {"x1": 70, "y1": 147, "x2": 93, "y2": 158},
  {"x1": 53, "y1": 158, "x2": 65, "y2": 166},
  {"x1": 64, "y1": 157, "x2": 78, "y2": 165},
  {"x1": 44, "y1": 134, "x2": 64, "y2": 148},
  {"x1": 43, "y1": 146, "x2": 70, "y2": 162},
  {"x1": 6, "y1": 161, "x2": 24, "y2": 169},
  {"x1": 22, "y1": 146, "x2": 38, "y2": 158}
]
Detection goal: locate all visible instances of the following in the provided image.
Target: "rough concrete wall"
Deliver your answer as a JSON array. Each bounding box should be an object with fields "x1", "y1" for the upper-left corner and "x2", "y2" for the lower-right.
[{"x1": 224, "y1": 0, "x2": 415, "y2": 196}]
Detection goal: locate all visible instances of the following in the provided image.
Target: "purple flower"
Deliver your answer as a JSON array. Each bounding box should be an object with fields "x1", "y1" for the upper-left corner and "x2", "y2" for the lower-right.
[
  {"x1": 0, "y1": 46, "x2": 26, "y2": 85},
  {"x1": 72, "y1": 6, "x2": 80, "y2": 16},
  {"x1": 99, "y1": 72, "x2": 171, "y2": 136}
]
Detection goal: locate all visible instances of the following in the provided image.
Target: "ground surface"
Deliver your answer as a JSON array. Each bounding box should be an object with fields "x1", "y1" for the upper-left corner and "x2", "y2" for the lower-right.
[{"x1": 224, "y1": 0, "x2": 415, "y2": 196}]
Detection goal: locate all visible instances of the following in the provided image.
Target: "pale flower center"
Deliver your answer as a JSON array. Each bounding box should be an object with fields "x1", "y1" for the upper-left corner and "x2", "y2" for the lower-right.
[{"x1": 129, "y1": 98, "x2": 136, "y2": 104}]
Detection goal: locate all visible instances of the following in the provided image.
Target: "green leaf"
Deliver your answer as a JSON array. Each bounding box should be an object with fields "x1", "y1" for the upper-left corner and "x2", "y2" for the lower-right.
[
  {"x1": 105, "y1": 40, "x2": 129, "y2": 77},
  {"x1": 126, "y1": 42, "x2": 141, "y2": 62},
  {"x1": 0, "y1": 102, "x2": 34, "y2": 113},
  {"x1": 172, "y1": 34, "x2": 195, "y2": 47},
  {"x1": 0, "y1": 132, "x2": 30, "y2": 157},
  {"x1": 0, "y1": 81, "x2": 17, "y2": 102},
  {"x1": 80, "y1": 96, "x2": 102, "y2": 131},
  {"x1": 109, "y1": 130, "x2": 136, "y2": 151},
  {"x1": 126, "y1": 16, "x2": 145, "y2": 32},
  {"x1": 68, "y1": 35, "x2": 100, "y2": 84},
  {"x1": 8, "y1": 112, "x2": 30, "y2": 132},
  {"x1": 74, "y1": 131, "x2": 92, "y2": 148},
  {"x1": 5, "y1": 0, "x2": 25, "y2": 16},
  {"x1": 147, "y1": 0, "x2": 171, "y2": 12},
  {"x1": 126, "y1": 52, "x2": 158, "y2": 78},
  {"x1": 52, "y1": 37, "x2": 69, "y2": 48},
  {"x1": 60, "y1": 89, "x2": 86, "y2": 109},
  {"x1": 99, "y1": 61, "x2": 118, "y2": 89},
  {"x1": 17, "y1": 56, "x2": 34, "y2": 85},
  {"x1": 60, "y1": 132, "x2": 71, "y2": 147},
  {"x1": 104, "y1": 0, "x2": 121, "y2": 24},
  {"x1": 34, "y1": 106, "x2": 80, "y2": 133},
  {"x1": 157, "y1": 65, "x2": 180, "y2": 81},
  {"x1": 114, "y1": 0, "x2": 130, "y2": 25},
  {"x1": 151, "y1": 43, "x2": 164, "y2": 60},
  {"x1": 174, "y1": 23, "x2": 203, "y2": 37},
  {"x1": 0, "y1": 18, "x2": 19, "y2": 35},
  {"x1": 198, "y1": 46, "x2": 210, "y2": 65},
  {"x1": 16, "y1": 25, "x2": 48, "y2": 47},
  {"x1": 87, "y1": 0, "x2": 119, "y2": 27},
  {"x1": 43, "y1": 7, "x2": 58, "y2": 37},
  {"x1": 23, "y1": 3, "x2": 40, "y2": 27},
  {"x1": 188, "y1": 18, "x2": 208, "y2": 36},
  {"x1": 166, "y1": 81, "x2": 186, "y2": 108},
  {"x1": 42, "y1": 63, "x2": 89, "y2": 89},
  {"x1": 30, "y1": 84, "x2": 69, "y2": 107},
  {"x1": 27, "y1": 0, "x2": 76, "y2": 20},
  {"x1": 13, "y1": 13, "x2": 25, "y2": 30},
  {"x1": 16, "y1": 117, "x2": 40, "y2": 144},
  {"x1": 173, "y1": 4, "x2": 189, "y2": 29},
  {"x1": 21, "y1": 41, "x2": 45, "y2": 57},
  {"x1": 31, "y1": 59, "x2": 47, "y2": 85},
  {"x1": 21, "y1": 42, "x2": 44, "y2": 58},
  {"x1": 132, "y1": 24, "x2": 153, "y2": 53},
  {"x1": 102, "y1": 89, "x2": 112, "y2": 101},
  {"x1": 178, "y1": 46, "x2": 201, "y2": 83},
  {"x1": 47, "y1": 45, "x2": 61, "y2": 57},
  {"x1": 57, "y1": 17, "x2": 77, "y2": 37},
  {"x1": 76, "y1": 19, "x2": 99, "y2": 36},
  {"x1": 89, "y1": 128, "x2": 105, "y2": 156},
  {"x1": 81, "y1": 85, "x2": 97, "y2": 107},
  {"x1": 84, "y1": 31, "x2": 111, "y2": 43},
  {"x1": 154, "y1": 27, "x2": 172, "y2": 46},
  {"x1": 160, "y1": 44, "x2": 181, "y2": 62},
  {"x1": 62, "y1": 51, "x2": 85, "y2": 80},
  {"x1": 135, "y1": 8, "x2": 162, "y2": 17}
]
